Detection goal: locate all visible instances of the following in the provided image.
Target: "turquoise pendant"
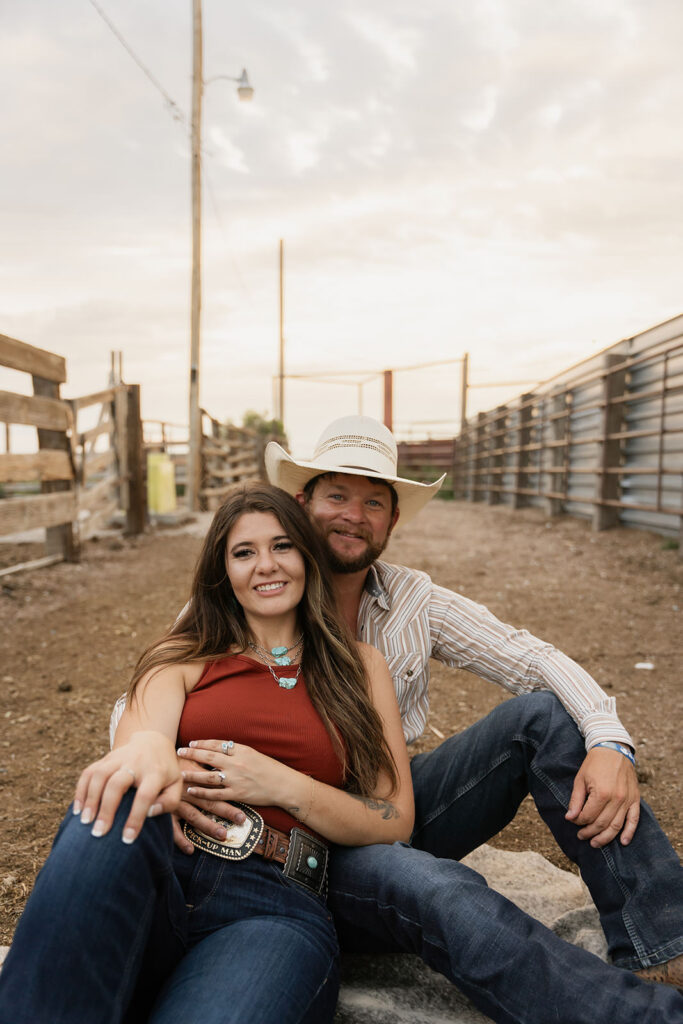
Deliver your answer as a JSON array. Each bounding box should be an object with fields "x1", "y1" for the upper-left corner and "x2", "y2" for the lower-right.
[
  {"x1": 274, "y1": 655, "x2": 292, "y2": 666},
  {"x1": 278, "y1": 677, "x2": 297, "y2": 690},
  {"x1": 271, "y1": 646, "x2": 288, "y2": 656}
]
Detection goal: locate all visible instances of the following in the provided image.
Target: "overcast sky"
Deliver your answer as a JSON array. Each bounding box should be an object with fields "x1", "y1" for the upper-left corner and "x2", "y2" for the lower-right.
[{"x1": 2, "y1": 0, "x2": 682, "y2": 452}]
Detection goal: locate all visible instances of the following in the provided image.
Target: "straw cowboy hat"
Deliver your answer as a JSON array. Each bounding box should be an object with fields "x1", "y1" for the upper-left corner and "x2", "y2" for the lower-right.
[{"x1": 265, "y1": 415, "x2": 445, "y2": 525}]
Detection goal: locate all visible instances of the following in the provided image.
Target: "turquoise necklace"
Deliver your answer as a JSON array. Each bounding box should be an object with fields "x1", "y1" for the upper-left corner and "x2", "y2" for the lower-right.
[{"x1": 248, "y1": 635, "x2": 304, "y2": 690}]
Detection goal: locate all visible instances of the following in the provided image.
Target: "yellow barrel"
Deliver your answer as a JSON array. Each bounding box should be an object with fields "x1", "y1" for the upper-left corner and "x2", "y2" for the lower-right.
[{"x1": 147, "y1": 453, "x2": 177, "y2": 514}]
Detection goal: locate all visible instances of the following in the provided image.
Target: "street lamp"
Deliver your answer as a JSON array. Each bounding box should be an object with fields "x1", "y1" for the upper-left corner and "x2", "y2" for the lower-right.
[{"x1": 187, "y1": 0, "x2": 253, "y2": 512}]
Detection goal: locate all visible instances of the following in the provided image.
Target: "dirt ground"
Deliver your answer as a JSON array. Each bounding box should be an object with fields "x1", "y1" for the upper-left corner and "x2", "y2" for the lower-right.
[{"x1": 1, "y1": 500, "x2": 681, "y2": 944}]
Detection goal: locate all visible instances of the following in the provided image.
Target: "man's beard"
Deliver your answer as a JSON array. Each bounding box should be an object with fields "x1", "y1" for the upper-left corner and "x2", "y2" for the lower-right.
[{"x1": 320, "y1": 528, "x2": 389, "y2": 574}]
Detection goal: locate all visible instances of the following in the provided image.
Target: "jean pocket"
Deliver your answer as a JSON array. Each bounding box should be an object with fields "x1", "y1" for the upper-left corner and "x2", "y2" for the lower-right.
[{"x1": 184, "y1": 852, "x2": 227, "y2": 914}]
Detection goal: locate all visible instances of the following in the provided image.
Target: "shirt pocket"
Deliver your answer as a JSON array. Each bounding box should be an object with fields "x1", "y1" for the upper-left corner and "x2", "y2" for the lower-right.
[{"x1": 383, "y1": 652, "x2": 424, "y2": 708}]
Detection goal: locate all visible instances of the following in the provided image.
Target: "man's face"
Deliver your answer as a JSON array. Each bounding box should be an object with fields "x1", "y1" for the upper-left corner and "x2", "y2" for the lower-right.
[{"x1": 301, "y1": 474, "x2": 399, "y2": 574}]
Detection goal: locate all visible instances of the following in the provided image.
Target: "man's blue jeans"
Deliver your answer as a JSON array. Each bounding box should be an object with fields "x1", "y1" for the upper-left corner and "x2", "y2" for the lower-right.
[
  {"x1": 329, "y1": 692, "x2": 683, "y2": 1024},
  {"x1": 0, "y1": 795, "x2": 339, "y2": 1024}
]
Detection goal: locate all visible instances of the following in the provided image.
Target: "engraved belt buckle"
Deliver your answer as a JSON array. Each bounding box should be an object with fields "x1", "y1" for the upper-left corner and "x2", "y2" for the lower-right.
[
  {"x1": 182, "y1": 801, "x2": 264, "y2": 860},
  {"x1": 283, "y1": 828, "x2": 329, "y2": 897}
]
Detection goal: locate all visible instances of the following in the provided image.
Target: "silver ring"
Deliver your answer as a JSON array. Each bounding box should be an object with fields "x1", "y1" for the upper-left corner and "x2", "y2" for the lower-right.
[
  {"x1": 221, "y1": 740, "x2": 235, "y2": 755},
  {"x1": 217, "y1": 771, "x2": 226, "y2": 782}
]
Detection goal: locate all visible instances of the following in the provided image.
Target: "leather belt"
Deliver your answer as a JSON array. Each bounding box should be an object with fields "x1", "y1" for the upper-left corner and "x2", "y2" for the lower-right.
[
  {"x1": 182, "y1": 802, "x2": 329, "y2": 897},
  {"x1": 253, "y1": 823, "x2": 291, "y2": 864}
]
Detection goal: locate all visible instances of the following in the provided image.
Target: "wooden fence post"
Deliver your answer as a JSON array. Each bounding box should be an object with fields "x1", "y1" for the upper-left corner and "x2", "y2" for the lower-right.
[
  {"x1": 546, "y1": 391, "x2": 570, "y2": 517},
  {"x1": 513, "y1": 394, "x2": 534, "y2": 509},
  {"x1": 488, "y1": 405, "x2": 507, "y2": 505},
  {"x1": 593, "y1": 353, "x2": 626, "y2": 531},
  {"x1": 383, "y1": 370, "x2": 393, "y2": 431},
  {"x1": 114, "y1": 385, "x2": 129, "y2": 516},
  {"x1": 31, "y1": 375, "x2": 80, "y2": 562},
  {"x1": 472, "y1": 413, "x2": 487, "y2": 501},
  {"x1": 125, "y1": 385, "x2": 146, "y2": 535}
]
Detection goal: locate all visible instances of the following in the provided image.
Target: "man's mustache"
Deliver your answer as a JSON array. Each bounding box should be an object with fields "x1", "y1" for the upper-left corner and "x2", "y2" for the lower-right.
[{"x1": 323, "y1": 524, "x2": 373, "y2": 543}]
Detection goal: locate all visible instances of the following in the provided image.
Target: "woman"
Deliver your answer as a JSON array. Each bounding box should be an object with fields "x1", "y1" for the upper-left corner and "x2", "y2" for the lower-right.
[{"x1": 0, "y1": 484, "x2": 413, "y2": 1024}]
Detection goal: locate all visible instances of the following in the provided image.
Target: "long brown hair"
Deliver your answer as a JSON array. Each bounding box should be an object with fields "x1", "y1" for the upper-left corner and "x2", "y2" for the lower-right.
[{"x1": 128, "y1": 483, "x2": 397, "y2": 796}]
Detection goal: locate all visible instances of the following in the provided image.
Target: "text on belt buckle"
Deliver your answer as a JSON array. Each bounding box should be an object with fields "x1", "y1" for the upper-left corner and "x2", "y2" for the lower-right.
[{"x1": 182, "y1": 802, "x2": 264, "y2": 860}]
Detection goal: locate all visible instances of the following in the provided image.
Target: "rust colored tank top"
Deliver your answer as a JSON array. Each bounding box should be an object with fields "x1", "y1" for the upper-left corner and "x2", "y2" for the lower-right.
[{"x1": 177, "y1": 653, "x2": 345, "y2": 835}]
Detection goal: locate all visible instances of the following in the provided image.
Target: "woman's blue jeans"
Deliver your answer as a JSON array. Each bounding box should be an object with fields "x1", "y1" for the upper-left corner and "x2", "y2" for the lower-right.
[
  {"x1": 329, "y1": 692, "x2": 683, "y2": 1024},
  {"x1": 0, "y1": 794, "x2": 339, "y2": 1024}
]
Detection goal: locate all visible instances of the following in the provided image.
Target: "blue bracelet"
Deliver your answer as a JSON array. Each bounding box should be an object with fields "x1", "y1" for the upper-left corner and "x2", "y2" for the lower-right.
[{"x1": 593, "y1": 741, "x2": 636, "y2": 766}]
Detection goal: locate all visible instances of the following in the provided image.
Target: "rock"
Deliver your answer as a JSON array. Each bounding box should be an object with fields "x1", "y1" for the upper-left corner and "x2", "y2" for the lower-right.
[{"x1": 334, "y1": 845, "x2": 607, "y2": 1022}]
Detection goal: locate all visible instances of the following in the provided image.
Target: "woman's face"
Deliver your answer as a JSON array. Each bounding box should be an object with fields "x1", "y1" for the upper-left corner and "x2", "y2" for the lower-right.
[{"x1": 225, "y1": 511, "x2": 306, "y2": 624}]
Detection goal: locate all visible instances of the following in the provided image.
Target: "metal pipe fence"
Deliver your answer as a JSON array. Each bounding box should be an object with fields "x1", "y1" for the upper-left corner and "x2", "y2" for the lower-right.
[{"x1": 447, "y1": 315, "x2": 683, "y2": 544}]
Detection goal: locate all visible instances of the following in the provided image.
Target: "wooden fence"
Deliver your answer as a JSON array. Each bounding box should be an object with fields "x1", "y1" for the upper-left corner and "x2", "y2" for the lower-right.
[
  {"x1": 397, "y1": 438, "x2": 457, "y2": 498},
  {"x1": 0, "y1": 334, "x2": 145, "y2": 575},
  {"x1": 142, "y1": 413, "x2": 276, "y2": 510},
  {"x1": 200, "y1": 412, "x2": 273, "y2": 509},
  {"x1": 407, "y1": 315, "x2": 683, "y2": 549}
]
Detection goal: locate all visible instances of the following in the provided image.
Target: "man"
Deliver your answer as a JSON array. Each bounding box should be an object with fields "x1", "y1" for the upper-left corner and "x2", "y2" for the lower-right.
[{"x1": 117, "y1": 416, "x2": 683, "y2": 1022}]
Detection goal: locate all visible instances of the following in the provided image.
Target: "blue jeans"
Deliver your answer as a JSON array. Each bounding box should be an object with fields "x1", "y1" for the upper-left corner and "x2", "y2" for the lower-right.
[
  {"x1": 0, "y1": 795, "x2": 339, "y2": 1024},
  {"x1": 329, "y1": 692, "x2": 683, "y2": 1024}
]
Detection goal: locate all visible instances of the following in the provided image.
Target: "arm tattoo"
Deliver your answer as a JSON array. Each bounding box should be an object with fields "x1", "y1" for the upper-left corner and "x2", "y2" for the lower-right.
[{"x1": 349, "y1": 793, "x2": 400, "y2": 820}]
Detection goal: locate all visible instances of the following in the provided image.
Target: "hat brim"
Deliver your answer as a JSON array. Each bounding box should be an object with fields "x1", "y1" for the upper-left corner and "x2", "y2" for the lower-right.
[{"x1": 265, "y1": 442, "x2": 445, "y2": 526}]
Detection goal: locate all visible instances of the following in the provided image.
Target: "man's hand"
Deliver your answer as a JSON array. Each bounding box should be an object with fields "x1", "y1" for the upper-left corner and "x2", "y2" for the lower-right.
[
  {"x1": 566, "y1": 746, "x2": 640, "y2": 847},
  {"x1": 172, "y1": 756, "x2": 247, "y2": 855}
]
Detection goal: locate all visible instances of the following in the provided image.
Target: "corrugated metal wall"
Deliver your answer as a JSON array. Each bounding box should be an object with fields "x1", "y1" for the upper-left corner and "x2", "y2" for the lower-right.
[{"x1": 452, "y1": 315, "x2": 683, "y2": 541}]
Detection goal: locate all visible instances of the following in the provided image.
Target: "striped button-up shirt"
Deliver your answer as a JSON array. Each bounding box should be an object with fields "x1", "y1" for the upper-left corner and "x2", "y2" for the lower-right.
[{"x1": 359, "y1": 560, "x2": 634, "y2": 751}]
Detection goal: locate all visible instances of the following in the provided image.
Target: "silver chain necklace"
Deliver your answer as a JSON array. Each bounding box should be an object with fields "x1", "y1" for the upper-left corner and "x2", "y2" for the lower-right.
[{"x1": 247, "y1": 635, "x2": 304, "y2": 690}]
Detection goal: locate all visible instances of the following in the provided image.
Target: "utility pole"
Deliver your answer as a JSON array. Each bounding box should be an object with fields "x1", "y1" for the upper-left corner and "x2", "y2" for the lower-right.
[
  {"x1": 186, "y1": 5, "x2": 252, "y2": 510},
  {"x1": 278, "y1": 239, "x2": 285, "y2": 429},
  {"x1": 187, "y1": 0, "x2": 203, "y2": 512},
  {"x1": 460, "y1": 351, "x2": 469, "y2": 433}
]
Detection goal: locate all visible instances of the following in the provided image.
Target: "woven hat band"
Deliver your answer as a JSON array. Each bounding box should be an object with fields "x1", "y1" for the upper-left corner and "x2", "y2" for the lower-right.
[{"x1": 314, "y1": 434, "x2": 397, "y2": 476}]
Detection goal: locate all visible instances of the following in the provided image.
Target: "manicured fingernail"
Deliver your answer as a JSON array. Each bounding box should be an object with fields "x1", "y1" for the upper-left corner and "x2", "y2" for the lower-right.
[
  {"x1": 186, "y1": 787, "x2": 196, "y2": 795},
  {"x1": 81, "y1": 808, "x2": 93, "y2": 825},
  {"x1": 72, "y1": 801, "x2": 82, "y2": 815},
  {"x1": 147, "y1": 804, "x2": 162, "y2": 817},
  {"x1": 91, "y1": 820, "x2": 106, "y2": 838},
  {"x1": 177, "y1": 747, "x2": 187, "y2": 756},
  {"x1": 181, "y1": 771, "x2": 187, "y2": 779},
  {"x1": 188, "y1": 741, "x2": 198, "y2": 748},
  {"x1": 122, "y1": 827, "x2": 136, "y2": 844}
]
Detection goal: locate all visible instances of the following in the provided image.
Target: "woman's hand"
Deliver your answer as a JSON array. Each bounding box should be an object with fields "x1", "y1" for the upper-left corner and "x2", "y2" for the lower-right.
[
  {"x1": 74, "y1": 730, "x2": 182, "y2": 844},
  {"x1": 178, "y1": 740, "x2": 293, "y2": 808}
]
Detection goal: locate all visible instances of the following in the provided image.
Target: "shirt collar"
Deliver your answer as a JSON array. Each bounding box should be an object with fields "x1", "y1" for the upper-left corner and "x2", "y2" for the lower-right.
[{"x1": 363, "y1": 562, "x2": 391, "y2": 611}]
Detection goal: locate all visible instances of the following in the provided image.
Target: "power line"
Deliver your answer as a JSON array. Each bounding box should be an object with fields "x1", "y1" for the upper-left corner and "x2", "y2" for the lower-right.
[{"x1": 87, "y1": 0, "x2": 188, "y2": 128}]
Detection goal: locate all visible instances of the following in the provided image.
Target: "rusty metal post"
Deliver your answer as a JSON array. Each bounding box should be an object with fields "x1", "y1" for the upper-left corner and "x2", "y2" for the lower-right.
[{"x1": 383, "y1": 370, "x2": 393, "y2": 431}]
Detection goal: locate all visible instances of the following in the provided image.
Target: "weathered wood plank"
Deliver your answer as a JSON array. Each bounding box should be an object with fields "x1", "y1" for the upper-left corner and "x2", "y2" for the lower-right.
[
  {"x1": 79, "y1": 420, "x2": 113, "y2": 448},
  {"x1": 205, "y1": 462, "x2": 259, "y2": 482},
  {"x1": 80, "y1": 504, "x2": 117, "y2": 539},
  {"x1": 0, "y1": 451, "x2": 74, "y2": 483},
  {"x1": 200, "y1": 475, "x2": 260, "y2": 499},
  {"x1": 33, "y1": 376, "x2": 80, "y2": 561},
  {"x1": 0, "y1": 491, "x2": 78, "y2": 536},
  {"x1": 0, "y1": 391, "x2": 70, "y2": 430},
  {"x1": 80, "y1": 475, "x2": 118, "y2": 511},
  {"x1": 0, "y1": 554, "x2": 64, "y2": 579},
  {"x1": 70, "y1": 387, "x2": 117, "y2": 413},
  {"x1": 0, "y1": 334, "x2": 66, "y2": 383},
  {"x1": 83, "y1": 448, "x2": 115, "y2": 479}
]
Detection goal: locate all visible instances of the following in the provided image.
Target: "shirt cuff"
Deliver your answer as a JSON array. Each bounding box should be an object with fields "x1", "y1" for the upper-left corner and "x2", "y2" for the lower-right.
[{"x1": 582, "y1": 716, "x2": 635, "y2": 754}]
